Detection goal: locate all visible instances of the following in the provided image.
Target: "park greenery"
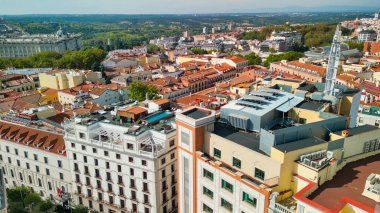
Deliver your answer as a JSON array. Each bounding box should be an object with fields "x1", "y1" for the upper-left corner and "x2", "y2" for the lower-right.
[
  {"x1": 243, "y1": 53, "x2": 262, "y2": 65},
  {"x1": 238, "y1": 23, "x2": 353, "y2": 49},
  {"x1": 128, "y1": 81, "x2": 160, "y2": 101},
  {"x1": 264, "y1": 51, "x2": 305, "y2": 67},
  {"x1": 0, "y1": 48, "x2": 106, "y2": 70},
  {"x1": 6, "y1": 186, "x2": 89, "y2": 213}
]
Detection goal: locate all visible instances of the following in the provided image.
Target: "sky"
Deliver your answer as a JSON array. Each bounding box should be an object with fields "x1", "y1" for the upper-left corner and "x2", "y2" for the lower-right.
[{"x1": 1, "y1": 0, "x2": 380, "y2": 14}]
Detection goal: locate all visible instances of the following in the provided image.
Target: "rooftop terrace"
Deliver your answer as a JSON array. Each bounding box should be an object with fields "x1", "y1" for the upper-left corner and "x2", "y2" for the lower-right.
[{"x1": 308, "y1": 154, "x2": 380, "y2": 210}]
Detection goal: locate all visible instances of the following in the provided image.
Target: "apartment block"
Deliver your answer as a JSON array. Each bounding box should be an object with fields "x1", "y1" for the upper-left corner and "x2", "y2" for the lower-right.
[
  {"x1": 63, "y1": 112, "x2": 178, "y2": 213},
  {"x1": 0, "y1": 120, "x2": 71, "y2": 201},
  {"x1": 176, "y1": 86, "x2": 380, "y2": 213}
]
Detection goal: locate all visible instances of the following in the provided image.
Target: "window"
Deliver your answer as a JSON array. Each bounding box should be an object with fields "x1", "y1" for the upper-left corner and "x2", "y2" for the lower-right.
[
  {"x1": 130, "y1": 168, "x2": 134, "y2": 176},
  {"x1": 242, "y1": 192, "x2": 257, "y2": 207},
  {"x1": 92, "y1": 148, "x2": 97, "y2": 153},
  {"x1": 161, "y1": 158, "x2": 166, "y2": 165},
  {"x1": 17, "y1": 160, "x2": 20, "y2": 167},
  {"x1": 203, "y1": 186, "x2": 213, "y2": 199},
  {"x1": 57, "y1": 160, "x2": 62, "y2": 168},
  {"x1": 5, "y1": 146, "x2": 9, "y2": 153},
  {"x1": 214, "y1": 148, "x2": 221, "y2": 158},
  {"x1": 181, "y1": 131, "x2": 190, "y2": 145},
  {"x1": 106, "y1": 162, "x2": 110, "y2": 169},
  {"x1": 94, "y1": 159, "x2": 98, "y2": 166},
  {"x1": 26, "y1": 163, "x2": 30, "y2": 169},
  {"x1": 221, "y1": 198, "x2": 233, "y2": 212},
  {"x1": 79, "y1": 132, "x2": 86, "y2": 139},
  {"x1": 104, "y1": 151, "x2": 108, "y2": 156},
  {"x1": 81, "y1": 145, "x2": 86, "y2": 151},
  {"x1": 127, "y1": 143, "x2": 133, "y2": 150},
  {"x1": 129, "y1": 157, "x2": 134, "y2": 163},
  {"x1": 59, "y1": 173, "x2": 64, "y2": 180},
  {"x1": 116, "y1": 153, "x2": 121, "y2": 159},
  {"x1": 169, "y1": 140, "x2": 175, "y2": 147},
  {"x1": 46, "y1": 169, "x2": 50, "y2": 175},
  {"x1": 232, "y1": 157, "x2": 241, "y2": 168},
  {"x1": 254, "y1": 168, "x2": 265, "y2": 180},
  {"x1": 142, "y1": 160, "x2": 147, "y2": 166},
  {"x1": 14, "y1": 149, "x2": 18, "y2": 155},
  {"x1": 117, "y1": 165, "x2": 122, "y2": 172},
  {"x1": 203, "y1": 169, "x2": 214, "y2": 181},
  {"x1": 36, "y1": 166, "x2": 40, "y2": 173},
  {"x1": 162, "y1": 170, "x2": 166, "y2": 178},
  {"x1": 24, "y1": 151, "x2": 28, "y2": 158},
  {"x1": 171, "y1": 164, "x2": 175, "y2": 172},
  {"x1": 44, "y1": 157, "x2": 48, "y2": 164},
  {"x1": 171, "y1": 152, "x2": 175, "y2": 160},
  {"x1": 83, "y1": 156, "x2": 87, "y2": 163},
  {"x1": 143, "y1": 171, "x2": 147, "y2": 179},
  {"x1": 34, "y1": 154, "x2": 38, "y2": 161},
  {"x1": 71, "y1": 143, "x2": 75, "y2": 148},
  {"x1": 221, "y1": 179, "x2": 233, "y2": 193},
  {"x1": 73, "y1": 153, "x2": 77, "y2": 160},
  {"x1": 203, "y1": 203, "x2": 213, "y2": 213}
]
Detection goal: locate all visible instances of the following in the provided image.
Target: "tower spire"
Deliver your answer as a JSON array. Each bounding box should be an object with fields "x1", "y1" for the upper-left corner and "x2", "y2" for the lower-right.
[{"x1": 323, "y1": 24, "x2": 342, "y2": 96}]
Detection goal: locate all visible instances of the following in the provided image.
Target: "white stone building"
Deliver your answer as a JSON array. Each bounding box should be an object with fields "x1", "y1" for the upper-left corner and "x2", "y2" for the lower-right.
[
  {"x1": 0, "y1": 120, "x2": 72, "y2": 201},
  {"x1": 63, "y1": 114, "x2": 177, "y2": 213},
  {"x1": 0, "y1": 29, "x2": 81, "y2": 58}
]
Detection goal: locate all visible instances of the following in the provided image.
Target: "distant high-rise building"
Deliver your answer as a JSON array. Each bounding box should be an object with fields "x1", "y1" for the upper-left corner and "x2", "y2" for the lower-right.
[
  {"x1": 375, "y1": 12, "x2": 379, "y2": 20},
  {"x1": 228, "y1": 23, "x2": 233, "y2": 31},
  {"x1": 202, "y1": 27, "x2": 208, "y2": 34},
  {"x1": 211, "y1": 27, "x2": 215, "y2": 34},
  {"x1": 183, "y1": 31, "x2": 190, "y2": 38},
  {"x1": 0, "y1": 28, "x2": 82, "y2": 58}
]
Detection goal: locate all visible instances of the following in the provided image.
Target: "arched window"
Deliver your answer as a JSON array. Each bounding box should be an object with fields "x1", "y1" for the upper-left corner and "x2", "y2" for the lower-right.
[{"x1": 28, "y1": 175, "x2": 33, "y2": 184}]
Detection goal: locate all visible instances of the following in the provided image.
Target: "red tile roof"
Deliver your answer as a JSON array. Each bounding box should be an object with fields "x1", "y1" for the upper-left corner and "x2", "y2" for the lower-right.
[
  {"x1": 286, "y1": 61, "x2": 326, "y2": 76},
  {"x1": 225, "y1": 55, "x2": 248, "y2": 63},
  {"x1": 0, "y1": 121, "x2": 66, "y2": 156}
]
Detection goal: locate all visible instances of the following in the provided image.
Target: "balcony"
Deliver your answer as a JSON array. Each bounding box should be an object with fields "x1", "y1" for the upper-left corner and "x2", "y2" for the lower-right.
[
  {"x1": 273, "y1": 197, "x2": 297, "y2": 213},
  {"x1": 143, "y1": 188, "x2": 150, "y2": 194}
]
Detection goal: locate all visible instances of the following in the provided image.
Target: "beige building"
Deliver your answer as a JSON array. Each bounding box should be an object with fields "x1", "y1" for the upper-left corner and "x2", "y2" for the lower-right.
[{"x1": 39, "y1": 70, "x2": 102, "y2": 90}]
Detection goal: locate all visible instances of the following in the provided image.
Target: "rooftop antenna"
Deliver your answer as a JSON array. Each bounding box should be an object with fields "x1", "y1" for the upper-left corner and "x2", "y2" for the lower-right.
[{"x1": 323, "y1": 24, "x2": 342, "y2": 96}]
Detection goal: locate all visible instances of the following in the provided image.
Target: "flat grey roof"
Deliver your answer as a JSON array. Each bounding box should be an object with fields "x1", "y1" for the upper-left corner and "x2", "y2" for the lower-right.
[
  {"x1": 334, "y1": 125, "x2": 379, "y2": 137},
  {"x1": 182, "y1": 108, "x2": 210, "y2": 119},
  {"x1": 274, "y1": 137, "x2": 327, "y2": 153},
  {"x1": 213, "y1": 122, "x2": 264, "y2": 154},
  {"x1": 296, "y1": 102, "x2": 325, "y2": 111}
]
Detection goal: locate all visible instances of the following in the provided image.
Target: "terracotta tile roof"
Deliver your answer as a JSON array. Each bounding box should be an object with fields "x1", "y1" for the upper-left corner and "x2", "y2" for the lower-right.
[
  {"x1": 41, "y1": 88, "x2": 58, "y2": 96},
  {"x1": 117, "y1": 106, "x2": 147, "y2": 116},
  {"x1": 152, "y1": 98, "x2": 170, "y2": 105},
  {"x1": 336, "y1": 75, "x2": 354, "y2": 83},
  {"x1": 225, "y1": 55, "x2": 248, "y2": 63},
  {"x1": 47, "y1": 113, "x2": 72, "y2": 124},
  {"x1": 0, "y1": 121, "x2": 66, "y2": 156},
  {"x1": 286, "y1": 61, "x2": 326, "y2": 76},
  {"x1": 89, "y1": 88, "x2": 107, "y2": 96}
]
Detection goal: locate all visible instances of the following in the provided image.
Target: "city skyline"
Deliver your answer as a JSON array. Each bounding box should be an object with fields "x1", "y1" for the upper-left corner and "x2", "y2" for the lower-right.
[{"x1": 1, "y1": 0, "x2": 380, "y2": 15}]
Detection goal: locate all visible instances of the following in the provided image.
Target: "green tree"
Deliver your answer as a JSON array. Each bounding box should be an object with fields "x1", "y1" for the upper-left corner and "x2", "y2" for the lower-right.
[
  {"x1": 39, "y1": 200, "x2": 54, "y2": 212},
  {"x1": 264, "y1": 51, "x2": 304, "y2": 67},
  {"x1": 346, "y1": 41, "x2": 364, "y2": 52},
  {"x1": 128, "y1": 82, "x2": 159, "y2": 101},
  {"x1": 191, "y1": 48, "x2": 208, "y2": 54},
  {"x1": 6, "y1": 186, "x2": 31, "y2": 203},
  {"x1": 244, "y1": 53, "x2": 262, "y2": 65},
  {"x1": 23, "y1": 192, "x2": 42, "y2": 206},
  {"x1": 73, "y1": 205, "x2": 89, "y2": 213},
  {"x1": 147, "y1": 44, "x2": 162, "y2": 53}
]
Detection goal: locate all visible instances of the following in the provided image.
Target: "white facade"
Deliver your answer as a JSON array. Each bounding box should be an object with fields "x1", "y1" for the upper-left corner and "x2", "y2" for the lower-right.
[
  {"x1": 0, "y1": 121, "x2": 72, "y2": 201},
  {"x1": 63, "y1": 118, "x2": 177, "y2": 213},
  {"x1": 0, "y1": 30, "x2": 81, "y2": 58}
]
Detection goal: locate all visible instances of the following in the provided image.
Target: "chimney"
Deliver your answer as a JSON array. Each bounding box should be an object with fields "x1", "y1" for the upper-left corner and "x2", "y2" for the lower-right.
[{"x1": 341, "y1": 130, "x2": 349, "y2": 138}]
